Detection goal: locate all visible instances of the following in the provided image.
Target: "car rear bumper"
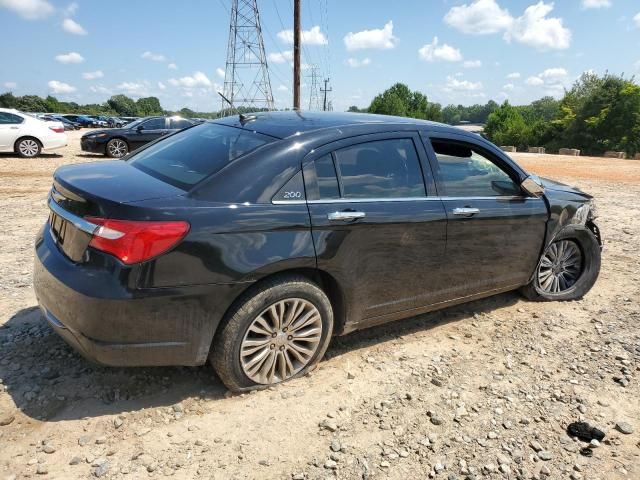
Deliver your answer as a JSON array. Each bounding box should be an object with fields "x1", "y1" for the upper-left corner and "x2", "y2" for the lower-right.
[
  {"x1": 80, "y1": 137, "x2": 105, "y2": 154},
  {"x1": 42, "y1": 134, "x2": 67, "y2": 151},
  {"x1": 33, "y1": 223, "x2": 246, "y2": 367}
]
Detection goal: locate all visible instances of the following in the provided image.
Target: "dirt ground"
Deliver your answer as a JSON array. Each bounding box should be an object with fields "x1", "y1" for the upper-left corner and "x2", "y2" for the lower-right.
[{"x1": 0, "y1": 130, "x2": 638, "y2": 480}]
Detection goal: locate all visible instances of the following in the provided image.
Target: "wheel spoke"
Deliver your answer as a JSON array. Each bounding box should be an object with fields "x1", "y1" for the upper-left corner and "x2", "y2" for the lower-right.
[{"x1": 240, "y1": 298, "x2": 323, "y2": 385}]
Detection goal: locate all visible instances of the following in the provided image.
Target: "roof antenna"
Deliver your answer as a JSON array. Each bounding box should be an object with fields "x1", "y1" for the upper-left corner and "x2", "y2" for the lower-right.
[{"x1": 218, "y1": 91, "x2": 256, "y2": 123}]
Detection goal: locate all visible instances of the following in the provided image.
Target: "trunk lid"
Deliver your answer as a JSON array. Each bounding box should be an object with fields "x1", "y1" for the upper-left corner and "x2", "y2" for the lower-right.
[{"x1": 48, "y1": 160, "x2": 184, "y2": 262}]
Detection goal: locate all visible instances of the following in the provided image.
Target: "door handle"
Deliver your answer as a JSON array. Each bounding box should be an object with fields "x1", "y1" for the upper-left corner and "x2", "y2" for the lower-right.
[
  {"x1": 10, "y1": 126, "x2": 19, "y2": 129},
  {"x1": 452, "y1": 207, "x2": 480, "y2": 216},
  {"x1": 327, "y1": 211, "x2": 366, "y2": 221}
]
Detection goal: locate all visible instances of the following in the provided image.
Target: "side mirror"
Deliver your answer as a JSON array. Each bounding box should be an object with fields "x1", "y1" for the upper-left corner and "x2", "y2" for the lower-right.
[
  {"x1": 491, "y1": 180, "x2": 522, "y2": 196},
  {"x1": 521, "y1": 176, "x2": 545, "y2": 198},
  {"x1": 136, "y1": 125, "x2": 144, "y2": 132}
]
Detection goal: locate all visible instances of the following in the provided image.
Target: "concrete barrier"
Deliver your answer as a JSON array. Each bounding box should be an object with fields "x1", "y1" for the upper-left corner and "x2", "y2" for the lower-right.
[
  {"x1": 501, "y1": 146, "x2": 517, "y2": 152},
  {"x1": 559, "y1": 148, "x2": 580, "y2": 156},
  {"x1": 604, "y1": 151, "x2": 626, "y2": 159},
  {"x1": 527, "y1": 147, "x2": 546, "y2": 154}
]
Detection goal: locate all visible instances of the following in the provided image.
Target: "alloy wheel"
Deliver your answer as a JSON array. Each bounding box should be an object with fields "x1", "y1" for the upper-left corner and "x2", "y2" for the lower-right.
[
  {"x1": 538, "y1": 239, "x2": 583, "y2": 294},
  {"x1": 18, "y1": 139, "x2": 39, "y2": 157},
  {"x1": 240, "y1": 298, "x2": 323, "y2": 385},
  {"x1": 108, "y1": 139, "x2": 128, "y2": 157}
]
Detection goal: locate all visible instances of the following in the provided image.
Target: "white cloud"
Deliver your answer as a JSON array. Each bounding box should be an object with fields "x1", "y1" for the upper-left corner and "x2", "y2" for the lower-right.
[
  {"x1": 0, "y1": 0, "x2": 54, "y2": 20},
  {"x1": 582, "y1": 0, "x2": 611, "y2": 8},
  {"x1": 158, "y1": 81, "x2": 166, "y2": 90},
  {"x1": 540, "y1": 67, "x2": 568, "y2": 80},
  {"x1": 141, "y1": 51, "x2": 166, "y2": 62},
  {"x1": 116, "y1": 81, "x2": 150, "y2": 96},
  {"x1": 168, "y1": 71, "x2": 212, "y2": 88},
  {"x1": 444, "y1": 75, "x2": 483, "y2": 91},
  {"x1": 463, "y1": 59, "x2": 482, "y2": 68},
  {"x1": 3, "y1": 81, "x2": 17, "y2": 89},
  {"x1": 418, "y1": 37, "x2": 463, "y2": 62},
  {"x1": 82, "y1": 70, "x2": 103, "y2": 80},
  {"x1": 277, "y1": 25, "x2": 328, "y2": 45},
  {"x1": 525, "y1": 76, "x2": 544, "y2": 86},
  {"x1": 48, "y1": 80, "x2": 76, "y2": 94},
  {"x1": 505, "y1": 2, "x2": 571, "y2": 51},
  {"x1": 168, "y1": 63, "x2": 178, "y2": 70},
  {"x1": 506, "y1": 72, "x2": 521, "y2": 79},
  {"x1": 634, "y1": 12, "x2": 640, "y2": 28},
  {"x1": 62, "y1": 18, "x2": 86, "y2": 35},
  {"x1": 268, "y1": 50, "x2": 293, "y2": 64},
  {"x1": 89, "y1": 85, "x2": 112, "y2": 95},
  {"x1": 277, "y1": 84, "x2": 289, "y2": 92},
  {"x1": 502, "y1": 83, "x2": 515, "y2": 91},
  {"x1": 344, "y1": 21, "x2": 397, "y2": 51},
  {"x1": 216, "y1": 67, "x2": 225, "y2": 79},
  {"x1": 445, "y1": 1, "x2": 570, "y2": 51},
  {"x1": 444, "y1": 0, "x2": 513, "y2": 35},
  {"x1": 55, "y1": 51, "x2": 84, "y2": 64},
  {"x1": 346, "y1": 57, "x2": 371, "y2": 68}
]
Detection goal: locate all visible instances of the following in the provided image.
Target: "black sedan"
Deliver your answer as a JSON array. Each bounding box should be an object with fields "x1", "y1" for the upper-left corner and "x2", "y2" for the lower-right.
[
  {"x1": 34, "y1": 112, "x2": 602, "y2": 392},
  {"x1": 80, "y1": 116, "x2": 196, "y2": 157}
]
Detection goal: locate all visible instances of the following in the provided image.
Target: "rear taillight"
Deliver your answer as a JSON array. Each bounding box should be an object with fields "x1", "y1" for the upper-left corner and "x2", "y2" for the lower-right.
[
  {"x1": 49, "y1": 126, "x2": 65, "y2": 133},
  {"x1": 85, "y1": 217, "x2": 190, "y2": 264}
]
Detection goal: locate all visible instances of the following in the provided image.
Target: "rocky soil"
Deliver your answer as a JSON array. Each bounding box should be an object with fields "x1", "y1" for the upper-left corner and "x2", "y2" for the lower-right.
[{"x1": 0, "y1": 131, "x2": 638, "y2": 479}]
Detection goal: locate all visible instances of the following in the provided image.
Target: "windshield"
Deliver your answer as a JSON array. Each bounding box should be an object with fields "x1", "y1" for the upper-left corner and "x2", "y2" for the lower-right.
[
  {"x1": 128, "y1": 123, "x2": 276, "y2": 190},
  {"x1": 125, "y1": 118, "x2": 145, "y2": 129}
]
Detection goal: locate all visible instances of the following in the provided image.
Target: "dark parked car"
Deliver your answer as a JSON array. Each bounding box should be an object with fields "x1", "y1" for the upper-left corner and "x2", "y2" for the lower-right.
[
  {"x1": 60, "y1": 114, "x2": 96, "y2": 128},
  {"x1": 41, "y1": 115, "x2": 78, "y2": 131},
  {"x1": 107, "y1": 116, "x2": 126, "y2": 128},
  {"x1": 34, "y1": 112, "x2": 602, "y2": 392},
  {"x1": 80, "y1": 116, "x2": 196, "y2": 157}
]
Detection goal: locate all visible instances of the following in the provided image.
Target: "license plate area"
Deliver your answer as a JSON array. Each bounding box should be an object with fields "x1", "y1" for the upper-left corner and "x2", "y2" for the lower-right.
[{"x1": 48, "y1": 210, "x2": 93, "y2": 262}]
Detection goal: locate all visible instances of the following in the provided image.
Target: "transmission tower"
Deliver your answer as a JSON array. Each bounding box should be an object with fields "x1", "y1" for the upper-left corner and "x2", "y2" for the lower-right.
[
  {"x1": 307, "y1": 65, "x2": 321, "y2": 111},
  {"x1": 221, "y1": 0, "x2": 274, "y2": 116}
]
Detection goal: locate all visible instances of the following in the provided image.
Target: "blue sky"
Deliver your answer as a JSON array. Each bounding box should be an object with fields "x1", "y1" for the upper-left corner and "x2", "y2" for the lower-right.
[{"x1": 1, "y1": 0, "x2": 639, "y2": 112}]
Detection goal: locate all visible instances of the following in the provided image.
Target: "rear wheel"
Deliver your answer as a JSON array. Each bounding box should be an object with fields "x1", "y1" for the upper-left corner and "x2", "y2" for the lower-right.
[
  {"x1": 521, "y1": 228, "x2": 600, "y2": 301},
  {"x1": 106, "y1": 138, "x2": 128, "y2": 158},
  {"x1": 15, "y1": 138, "x2": 41, "y2": 158},
  {"x1": 211, "y1": 275, "x2": 334, "y2": 392}
]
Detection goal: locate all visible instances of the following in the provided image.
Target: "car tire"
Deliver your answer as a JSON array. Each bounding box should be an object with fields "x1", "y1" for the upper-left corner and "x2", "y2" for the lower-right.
[
  {"x1": 15, "y1": 137, "x2": 42, "y2": 158},
  {"x1": 106, "y1": 138, "x2": 129, "y2": 158},
  {"x1": 210, "y1": 275, "x2": 334, "y2": 392},
  {"x1": 521, "y1": 228, "x2": 600, "y2": 302}
]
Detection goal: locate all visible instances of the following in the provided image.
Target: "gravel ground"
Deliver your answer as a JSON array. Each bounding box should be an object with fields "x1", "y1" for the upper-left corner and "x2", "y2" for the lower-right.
[{"x1": 0, "y1": 130, "x2": 638, "y2": 479}]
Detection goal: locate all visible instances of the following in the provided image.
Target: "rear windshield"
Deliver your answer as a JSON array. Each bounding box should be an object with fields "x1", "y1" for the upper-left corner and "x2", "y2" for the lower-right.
[{"x1": 128, "y1": 123, "x2": 275, "y2": 190}]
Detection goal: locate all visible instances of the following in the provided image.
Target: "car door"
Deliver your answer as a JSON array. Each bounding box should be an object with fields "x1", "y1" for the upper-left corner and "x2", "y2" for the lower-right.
[
  {"x1": 129, "y1": 117, "x2": 168, "y2": 149},
  {"x1": 0, "y1": 112, "x2": 25, "y2": 151},
  {"x1": 304, "y1": 132, "x2": 448, "y2": 329},
  {"x1": 421, "y1": 132, "x2": 548, "y2": 298}
]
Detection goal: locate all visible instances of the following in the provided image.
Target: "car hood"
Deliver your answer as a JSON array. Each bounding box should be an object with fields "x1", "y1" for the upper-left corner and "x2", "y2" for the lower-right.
[{"x1": 534, "y1": 175, "x2": 592, "y2": 199}]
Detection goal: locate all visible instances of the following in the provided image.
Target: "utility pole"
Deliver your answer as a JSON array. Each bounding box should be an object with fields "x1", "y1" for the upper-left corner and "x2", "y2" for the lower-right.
[
  {"x1": 293, "y1": 0, "x2": 301, "y2": 110},
  {"x1": 320, "y1": 78, "x2": 332, "y2": 111},
  {"x1": 221, "y1": 0, "x2": 274, "y2": 117}
]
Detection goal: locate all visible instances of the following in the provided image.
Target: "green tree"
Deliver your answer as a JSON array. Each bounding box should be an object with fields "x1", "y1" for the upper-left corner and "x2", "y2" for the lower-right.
[
  {"x1": 367, "y1": 83, "x2": 441, "y2": 120},
  {"x1": 15, "y1": 95, "x2": 49, "y2": 112},
  {"x1": 136, "y1": 97, "x2": 163, "y2": 116},
  {"x1": 484, "y1": 101, "x2": 531, "y2": 149},
  {"x1": 0, "y1": 92, "x2": 17, "y2": 108},
  {"x1": 107, "y1": 94, "x2": 139, "y2": 116}
]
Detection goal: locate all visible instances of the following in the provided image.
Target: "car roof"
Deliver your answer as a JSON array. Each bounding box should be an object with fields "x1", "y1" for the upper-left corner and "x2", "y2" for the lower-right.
[{"x1": 214, "y1": 111, "x2": 447, "y2": 139}]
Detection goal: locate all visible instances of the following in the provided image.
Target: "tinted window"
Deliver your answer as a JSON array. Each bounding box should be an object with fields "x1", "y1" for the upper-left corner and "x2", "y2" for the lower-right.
[
  {"x1": 431, "y1": 140, "x2": 519, "y2": 197},
  {"x1": 140, "y1": 118, "x2": 165, "y2": 130},
  {"x1": 333, "y1": 139, "x2": 425, "y2": 199},
  {"x1": 129, "y1": 123, "x2": 275, "y2": 190},
  {"x1": 0, "y1": 112, "x2": 23, "y2": 124},
  {"x1": 169, "y1": 118, "x2": 192, "y2": 130},
  {"x1": 273, "y1": 171, "x2": 306, "y2": 202},
  {"x1": 314, "y1": 154, "x2": 340, "y2": 199}
]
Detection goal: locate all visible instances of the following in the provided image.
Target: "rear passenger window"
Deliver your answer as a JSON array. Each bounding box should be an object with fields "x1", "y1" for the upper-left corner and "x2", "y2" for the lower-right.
[
  {"x1": 334, "y1": 139, "x2": 425, "y2": 199},
  {"x1": 314, "y1": 154, "x2": 340, "y2": 199}
]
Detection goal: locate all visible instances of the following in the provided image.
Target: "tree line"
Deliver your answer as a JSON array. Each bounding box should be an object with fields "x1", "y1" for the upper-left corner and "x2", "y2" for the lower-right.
[{"x1": 351, "y1": 73, "x2": 640, "y2": 157}]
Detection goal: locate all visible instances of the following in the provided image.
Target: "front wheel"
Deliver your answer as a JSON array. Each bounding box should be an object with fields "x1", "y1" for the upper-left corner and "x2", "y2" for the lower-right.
[
  {"x1": 106, "y1": 138, "x2": 128, "y2": 158},
  {"x1": 210, "y1": 276, "x2": 334, "y2": 392},
  {"x1": 521, "y1": 228, "x2": 601, "y2": 301}
]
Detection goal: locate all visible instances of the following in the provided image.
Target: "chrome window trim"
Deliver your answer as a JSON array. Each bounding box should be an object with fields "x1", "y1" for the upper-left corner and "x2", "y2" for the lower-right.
[
  {"x1": 47, "y1": 196, "x2": 97, "y2": 235},
  {"x1": 272, "y1": 195, "x2": 534, "y2": 205}
]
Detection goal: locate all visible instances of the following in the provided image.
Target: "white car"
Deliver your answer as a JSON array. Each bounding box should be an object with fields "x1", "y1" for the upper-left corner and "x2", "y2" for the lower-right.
[{"x1": 0, "y1": 108, "x2": 67, "y2": 158}]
